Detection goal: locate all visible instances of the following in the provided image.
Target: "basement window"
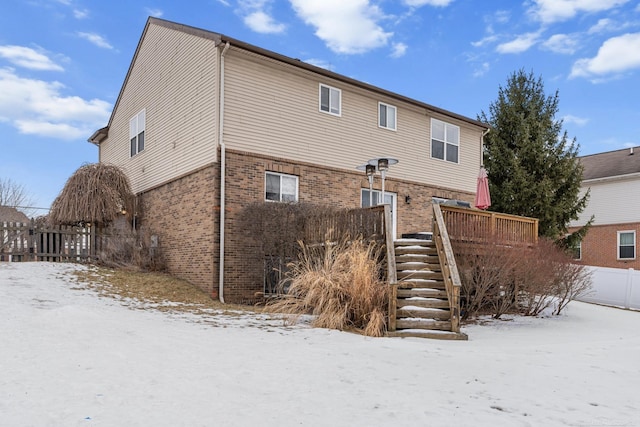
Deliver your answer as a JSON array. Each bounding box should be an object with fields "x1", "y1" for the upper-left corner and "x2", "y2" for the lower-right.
[{"x1": 265, "y1": 172, "x2": 298, "y2": 202}]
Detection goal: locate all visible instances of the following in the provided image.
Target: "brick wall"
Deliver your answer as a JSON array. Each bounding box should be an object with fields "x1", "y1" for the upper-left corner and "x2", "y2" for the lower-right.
[
  {"x1": 134, "y1": 149, "x2": 475, "y2": 304},
  {"x1": 223, "y1": 149, "x2": 473, "y2": 303},
  {"x1": 570, "y1": 222, "x2": 640, "y2": 269},
  {"x1": 137, "y1": 164, "x2": 219, "y2": 296}
]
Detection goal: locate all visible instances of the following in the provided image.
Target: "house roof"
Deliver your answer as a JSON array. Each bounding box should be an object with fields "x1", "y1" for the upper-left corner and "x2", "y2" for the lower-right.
[
  {"x1": 580, "y1": 146, "x2": 640, "y2": 181},
  {"x1": 0, "y1": 206, "x2": 29, "y2": 223},
  {"x1": 89, "y1": 17, "x2": 488, "y2": 144}
]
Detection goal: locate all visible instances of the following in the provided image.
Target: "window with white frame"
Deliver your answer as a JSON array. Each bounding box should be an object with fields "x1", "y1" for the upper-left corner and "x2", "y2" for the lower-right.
[
  {"x1": 319, "y1": 84, "x2": 341, "y2": 116},
  {"x1": 570, "y1": 240, "x2": 582, "y2": 260},
  {"x1": 618, "y1": 231, "x2": 635, "y2": 259},
  {"x1": 431, "y1": 118, "x2": 459, "y2": 163},
  {"x1": 378, "y1": 102, "x2": 397, "y2": 130},
  {"x1": 129, "y1": 109, "x2": 145, "y2": 157},
  {"x1": 265, "y1": 172, "x2": 298, "y2": 202}
]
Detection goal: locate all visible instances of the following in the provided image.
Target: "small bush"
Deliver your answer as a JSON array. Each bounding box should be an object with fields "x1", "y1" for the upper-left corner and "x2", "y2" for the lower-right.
[
  {"x1": 97, "y1": 220, "x2": 165, "y2": 271},
  {"x1": 456, "y1": 238, "x2": 592, "y2": 319},
  {"x1": 266, "y1": 238, "x2": 389, "y2": 337}
]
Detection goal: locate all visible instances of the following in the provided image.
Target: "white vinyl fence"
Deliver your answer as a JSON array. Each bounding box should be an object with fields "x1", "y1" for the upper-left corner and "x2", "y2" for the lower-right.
[{"x1": 577, "y1": 266, "x2": 640, "y2": 310}]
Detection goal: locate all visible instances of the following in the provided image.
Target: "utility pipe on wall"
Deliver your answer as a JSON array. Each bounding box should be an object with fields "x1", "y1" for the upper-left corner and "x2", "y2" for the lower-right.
[{"x1": 218, "y1": 41, "x2": 230, "y2": 303}]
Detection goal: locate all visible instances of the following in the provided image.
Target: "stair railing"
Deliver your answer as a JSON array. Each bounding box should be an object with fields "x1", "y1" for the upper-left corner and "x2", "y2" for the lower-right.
[
  {"x1": 384, "y1": 204, "x2": 398, "y2": 332},
  {"x1": 432, "y1": 203, "x2": 462, "y2": 333}
]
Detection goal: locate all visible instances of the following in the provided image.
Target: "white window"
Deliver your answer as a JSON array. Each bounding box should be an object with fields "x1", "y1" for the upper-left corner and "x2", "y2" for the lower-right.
[
  {"x1": 319, "y1": 84, "x2": 341, "y2": 116},
  {"x1": 265, "y1": 172, "x2": 298, "y2": 202},
  {"x1": 431, "y1": 118, "x2": 459, "y2": 163},
  {"x1": 618, "y1": 231, "x2": 635, "y2": 260},
  {"x1": 361, "y1": 189, "x2": 397, "y2": 239},
  {"x1": 571, "y1": 241, "x2": 582, "y2": 260},
  {"x1": 130, "y1": 109, "x2": 145, "y2": 157},
  {"x1": 379, "y1": 102, "x2": 397, "y2": 130}
]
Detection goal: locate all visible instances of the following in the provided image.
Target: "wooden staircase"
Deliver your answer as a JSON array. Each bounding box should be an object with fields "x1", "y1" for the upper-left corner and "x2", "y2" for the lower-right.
[{"x1": 387, "y1": 239, "x2": 467, "y2": 340}]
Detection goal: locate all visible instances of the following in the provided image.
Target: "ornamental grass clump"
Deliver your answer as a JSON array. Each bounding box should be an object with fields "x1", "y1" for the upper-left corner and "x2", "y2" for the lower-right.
[{"x1": 267, "y1": 238, "x2": 389, "y2": 337}]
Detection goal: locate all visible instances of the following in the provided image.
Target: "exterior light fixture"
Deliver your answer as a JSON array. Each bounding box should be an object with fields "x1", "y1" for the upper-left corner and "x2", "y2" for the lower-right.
[
  {"x1": 405, "y1": 195, "x2": 411, "y2": 204},
  {"x1": 357, "y1": 163, "x2": 378, "y2": 200}
]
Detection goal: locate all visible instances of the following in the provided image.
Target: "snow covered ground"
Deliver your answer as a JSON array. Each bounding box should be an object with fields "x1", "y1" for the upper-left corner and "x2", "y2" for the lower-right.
[{"x1": 1, "y1": 262, "x2": 639, "y2": 427}]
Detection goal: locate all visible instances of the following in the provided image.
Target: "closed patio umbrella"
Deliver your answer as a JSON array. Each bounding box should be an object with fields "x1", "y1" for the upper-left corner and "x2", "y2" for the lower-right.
[{"x1": 474, "y1": 167, "x2": 491, "y2": 210}]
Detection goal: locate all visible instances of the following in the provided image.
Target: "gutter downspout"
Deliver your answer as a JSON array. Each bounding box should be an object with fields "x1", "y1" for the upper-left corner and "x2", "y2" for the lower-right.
[{"x1": 218, "y1": 41, "x2": 230, "y2": 303}]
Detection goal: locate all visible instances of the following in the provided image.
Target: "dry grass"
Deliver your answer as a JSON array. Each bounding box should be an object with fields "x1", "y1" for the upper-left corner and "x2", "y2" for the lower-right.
[
  {"x1": 72, "y1": 267, "x2": 257, "y2": 316},
  {"x1": 266, "y1": 239, "x2": 389, "y2": 337}
]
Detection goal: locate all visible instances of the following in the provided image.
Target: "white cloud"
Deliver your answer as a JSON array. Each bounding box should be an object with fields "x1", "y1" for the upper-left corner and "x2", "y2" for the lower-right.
[
  {"x1": 528, "y1": 0, "x2": 630, "y2": 24},
  {"x1": 0, "y1": 45, "x2": 63, "y2": 71},
  {"x1": 588, "y1": 18, "x2": 614, "y2": 34},
  {"x1": 563, "y1": 114, "x2": 589, "y2": 125},
  {"x1": 571, "y1": 32, "x2": 640, "y2": 78},
  {"x1": 494, "y1": 10, "x2": 510, "y2": 23},
  {"x1": 390, "y1": 42, "x2": 407, "y2": 58},
  {"x1": 496, "y1": 32, "x2": 540, "y2": 54},
  {"x1": 303, "y1": 58, "x2": 334, "y2": 70},
  {"x1": 244, "y1": 11, "x2": 286, "y2": 33},
  {"x1": 77, "y1": 32, "x2": 113, "y2": 50},
  {"x1": 471, "y1": 35, "x2": 498, "y2": 48},
  {"x1": 473, "y1": 62, "x2": 490, "y2": 77},
  {"x1": 290, "y1": 0, "x2": 392, "y2": 54},
  {"x1": 145, "y1": 8, "x2": 164, "y2": 18},
  {"x1": 542, "y1": 34, "x2": 580, "y2": 54},
  {"x1": 0, "y1": 68, "x2": 111, "y2": 140},
  {"x1": 73, "y1": 9, "x2": 89, "y2": 19},
  {"x1": 403, "y1": 0, "x2": 454, "y2": 6}
]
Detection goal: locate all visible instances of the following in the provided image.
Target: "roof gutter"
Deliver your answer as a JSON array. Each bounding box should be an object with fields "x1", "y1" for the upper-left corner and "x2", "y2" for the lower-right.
[{"x1": 218, "y1": 41, "x2": 230, "y2": 304}]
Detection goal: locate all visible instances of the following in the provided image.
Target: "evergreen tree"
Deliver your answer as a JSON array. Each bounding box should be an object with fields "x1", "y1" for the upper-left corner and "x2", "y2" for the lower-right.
[{"x1": 478, "y1": 69, "x2": 590, "y2": 240}]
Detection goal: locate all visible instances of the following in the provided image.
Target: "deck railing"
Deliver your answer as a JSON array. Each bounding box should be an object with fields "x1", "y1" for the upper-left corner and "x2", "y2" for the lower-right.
[{"x1": 440, "y1": 205, "x2": 538, "y2": 245}]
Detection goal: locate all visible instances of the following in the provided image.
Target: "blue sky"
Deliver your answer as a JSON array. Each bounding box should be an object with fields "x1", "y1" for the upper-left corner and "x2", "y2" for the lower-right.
[{"x1": 1, "y1": 0, "x2": 639, "y2": 213}]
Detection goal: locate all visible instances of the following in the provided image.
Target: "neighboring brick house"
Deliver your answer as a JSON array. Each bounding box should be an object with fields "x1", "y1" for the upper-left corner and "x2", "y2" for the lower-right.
[
  {"x1": 569, "y1": 146, "x2": 640, "y2": 268},
  {"x1": 89, "y1": 17, "x2": 490, "y2": 304}
]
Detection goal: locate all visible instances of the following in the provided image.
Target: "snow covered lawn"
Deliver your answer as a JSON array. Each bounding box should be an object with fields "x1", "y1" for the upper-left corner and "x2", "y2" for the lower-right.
[{"x1": 1, "y1": 262, "x2": 638, "y2": 426}]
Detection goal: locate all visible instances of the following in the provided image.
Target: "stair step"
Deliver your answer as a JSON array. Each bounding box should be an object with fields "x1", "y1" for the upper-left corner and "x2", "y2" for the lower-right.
[
  {"x1": 396, "y1": 261, "x2": 441, "y2": 272},
  {"x1": 394, "y1": 246, "x2": 437, "y2": 256},
  {"x1": 395, "y1": 254, "x2": 440, "y2": 263},
  {"x1": 396, "y1": 319, "x2": 452, "y2": 331},
  {"x1": 397, "y1": 298, "x2": 450, "y2": 309},
  {"x1": 397, "y1": 288, "x2": 448, "y2": 298},
  {"x1": 397, "y1": 281, "x2": 446, "y2": 291},
  {"x1": 397, "y1": 307, "x2": 450, "y2": 320},
  {"x1": 397, "y1": 270, "x2": 443, "y2": 280},
  {"x1": 394, "y1": 240, "x2": 435, "y2": 247},
  {"x1": 387, "y1": 330, "x2": 468, "y2": 340}
]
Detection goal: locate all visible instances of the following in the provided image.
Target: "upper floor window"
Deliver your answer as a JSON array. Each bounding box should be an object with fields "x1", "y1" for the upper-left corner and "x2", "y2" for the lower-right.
[
  {"x1": 431, "y1": 118, "x2": 459, "y2": 163},
  {"x1": 379, "y1": 102, "x2": 397, "y2": 131},
  {"x1": 319, "y1": 84, "x2": 341, "y2": 116},
  {"x1": 266, "y1": 172, "x2": 298, "y2": 202},
  {"x1": 618, "y1": 231, "x2": 635, "y2": 260},
  {"x1": 130, "y1": 109, "x2": 145, "y2": 157}
]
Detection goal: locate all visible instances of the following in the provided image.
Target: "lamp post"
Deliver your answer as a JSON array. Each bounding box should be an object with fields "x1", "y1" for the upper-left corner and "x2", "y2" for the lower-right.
[{"x1": 367, "y1": 157, "x2": 398, "y2": 205}]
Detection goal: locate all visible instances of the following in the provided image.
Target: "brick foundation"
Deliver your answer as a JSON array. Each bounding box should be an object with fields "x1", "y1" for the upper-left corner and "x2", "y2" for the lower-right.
[{"x1": 136, "y1": 149, "x2": 474, "y2": 304}]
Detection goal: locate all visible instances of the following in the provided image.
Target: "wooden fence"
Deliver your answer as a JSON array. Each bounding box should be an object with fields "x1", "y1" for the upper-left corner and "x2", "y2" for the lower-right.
[
  {"x1": 440, "y1": 205, "x2": 538, "y2": 245},
  {"x1": 0, "y1": 221, "x2": 95, "y2": 262}
]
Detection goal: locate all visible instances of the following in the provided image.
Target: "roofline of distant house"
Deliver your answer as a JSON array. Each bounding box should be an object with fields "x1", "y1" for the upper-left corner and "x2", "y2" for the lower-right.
[{"x1": 89, "y1": 16, "x2": 488, "y2": 145}]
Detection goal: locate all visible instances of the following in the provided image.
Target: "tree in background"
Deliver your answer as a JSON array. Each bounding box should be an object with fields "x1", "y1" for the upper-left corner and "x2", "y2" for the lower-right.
[
  {"x1": 478, "y1": 69, "x2": 591, "y2": 240},
  {"x1": 0, "y1": 178, "x2": 36, "y2": 216}
]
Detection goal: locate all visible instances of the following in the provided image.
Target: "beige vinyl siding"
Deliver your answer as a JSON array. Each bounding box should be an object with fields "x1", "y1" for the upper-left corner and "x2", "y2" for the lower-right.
[
  {"x1": 223, "y1": 48, "x2": 482, "y2": 193},
  {"x1": 99, "y1": 23, "x2": 218, "y2": 194},
  {"x1": 572, "y1": 178, "x2": 640, "y2": 226}
]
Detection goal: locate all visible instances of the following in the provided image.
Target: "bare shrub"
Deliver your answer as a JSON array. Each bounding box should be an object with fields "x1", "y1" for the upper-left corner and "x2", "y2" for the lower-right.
[
  {"x1": 266, "y1": 238, "x2": 389, "y2": 337},
  {"x1": 97, "y1": 220, "x2": 165, "y2": 271},
  {"x1": 552, "y1": 253, "x2": 592, "y2": 315},
  {"x1": 456, "y1": 237, "x2": 593, "y2": 320},
  {"x1": 456, "y1": 239, "x2": 520, "y2": 319}
]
